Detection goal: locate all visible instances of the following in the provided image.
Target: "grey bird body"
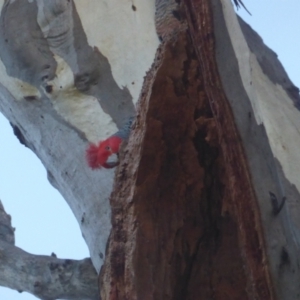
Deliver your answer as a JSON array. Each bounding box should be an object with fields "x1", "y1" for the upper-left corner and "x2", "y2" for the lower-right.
[{"x1": 112, "y1": 116, "x2": 135, "y2": 140}]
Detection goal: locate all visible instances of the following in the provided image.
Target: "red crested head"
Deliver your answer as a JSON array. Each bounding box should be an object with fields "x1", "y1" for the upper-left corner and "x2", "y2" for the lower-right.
[{"x1": 86, "y1": 136, "x2": 122, "y2": 169}]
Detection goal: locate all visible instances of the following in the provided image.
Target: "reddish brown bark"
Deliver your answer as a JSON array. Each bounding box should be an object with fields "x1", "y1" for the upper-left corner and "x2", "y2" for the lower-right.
[
  {"x1": 183, "y1": 0, "x2": 274, "y2": 298},
  {"x1": 100, "y1": 1, "x2": 274, "y2": 299}
]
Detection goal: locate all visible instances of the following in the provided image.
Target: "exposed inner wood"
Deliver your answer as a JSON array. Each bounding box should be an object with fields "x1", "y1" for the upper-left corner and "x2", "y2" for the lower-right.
[
  {"x1": 184, "y1": 0, "x2": 274, "y2": 298},
  {"x1": 100, "y1": 1, "x2": 274, "y2": 299}
]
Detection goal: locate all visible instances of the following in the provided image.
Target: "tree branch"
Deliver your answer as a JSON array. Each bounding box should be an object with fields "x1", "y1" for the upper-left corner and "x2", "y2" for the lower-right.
[
  {"x1": 0, "y1": 201, "x2": 98, "y2": 300},
  {"x1": 0, "y1": 200, "x2": 14, "y2": 245}
]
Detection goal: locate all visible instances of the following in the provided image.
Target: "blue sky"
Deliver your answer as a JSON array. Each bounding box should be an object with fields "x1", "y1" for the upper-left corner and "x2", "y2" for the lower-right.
[{"x1": 0, "y1": 1, "x2": 299, "y2": 299}]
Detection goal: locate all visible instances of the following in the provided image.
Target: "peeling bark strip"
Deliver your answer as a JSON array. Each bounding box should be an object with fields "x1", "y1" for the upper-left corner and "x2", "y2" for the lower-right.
[
  {"x1": 0, "y1": 0, "x2": 135, "y2": 129},
  {"x1": 0, "y1": 0, "x2": 57, "y2": 87},
  {"x1": 100, "y1": 26, "x2": 264, "y2": 300},
  {"x1": 183, "y1": 0, "x2": 274, "y2": 299}
]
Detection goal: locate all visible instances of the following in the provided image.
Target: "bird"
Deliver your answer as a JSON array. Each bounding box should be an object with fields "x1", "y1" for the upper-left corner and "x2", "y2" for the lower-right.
[
  {"x1": 86, "y1": 117, "x2": 134, "y2": 169},
  {"x1": 86, "y1": 136, "x2": 122, "y2": 169}
]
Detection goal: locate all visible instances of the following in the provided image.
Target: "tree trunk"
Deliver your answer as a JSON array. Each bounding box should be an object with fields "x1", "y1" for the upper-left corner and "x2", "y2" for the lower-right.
[{"x1": 0, "y1": 0, "x2": 299, "y2": 299}]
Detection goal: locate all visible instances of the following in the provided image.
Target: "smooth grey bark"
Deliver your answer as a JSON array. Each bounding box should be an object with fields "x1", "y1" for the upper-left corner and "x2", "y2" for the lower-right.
[
  {"x1": 0, "y1": 81, "x2": 113, "y2": 272},
  {"x1": 0, "y1": 0, "x2": 158, "y2": 278},
  {"x1": 0, "y1": 201, "x2": 98, "y2": 300},
  {"x1": 213, "y1": 0, "x2": 300, "y2": 298}
]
